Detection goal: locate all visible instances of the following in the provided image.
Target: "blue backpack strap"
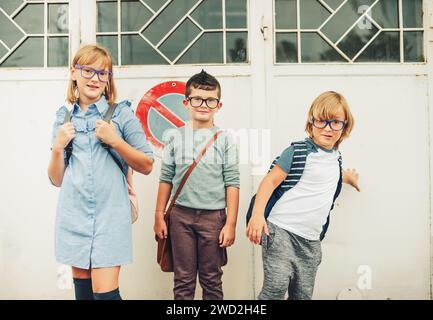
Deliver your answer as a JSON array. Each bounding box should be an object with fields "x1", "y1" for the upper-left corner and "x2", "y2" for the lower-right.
[{"x1": 319, "y1": 152, "x2": 343, "y2": 241}]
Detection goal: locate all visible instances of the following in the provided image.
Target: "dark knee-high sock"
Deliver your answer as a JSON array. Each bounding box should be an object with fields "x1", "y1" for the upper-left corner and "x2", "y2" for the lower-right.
[
  {"x1": 93, "y1": 288, "x2": 122, "y2": 300},
  {"x1": 73, "y1": 278, "x2": 94, "y2": 300}
]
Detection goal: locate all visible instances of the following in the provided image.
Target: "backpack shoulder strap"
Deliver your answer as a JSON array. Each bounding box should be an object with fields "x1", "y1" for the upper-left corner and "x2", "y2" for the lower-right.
[
  {"x1": 103, "y1": 103, "x2": 132, "y2": 175},
  {"x1": 103, "y1": 103, "x2": 117, "y2": 122},
  {"x1": 101, "y1": 103, "x2": 118, "y2": 150},
  {"x1": 63, "y1": 107, "x2": 73, "y2": 165},
  {"x1": 63, "y1": 109, "x2": 71, "y2": 123}
]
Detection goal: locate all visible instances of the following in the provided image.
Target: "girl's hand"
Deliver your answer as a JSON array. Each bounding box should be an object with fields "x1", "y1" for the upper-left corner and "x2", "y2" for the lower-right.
[
  {"x1": 95, "y1": 120, "x2": 120, "y2": 147},
  {"x1": 343, "y1": 168, "x2": 361, "y2": 192},
  {"x1": 219, "y1": 224, "x2": 236, "y2": 248},
  {"x1": 53, "y1": 123, "x2": 76, "y2": 150},
  {"x1": 246, "y1": 215, "x2": 269, "y2": 245},
  {"x1": 154, "y1": 217, "x2": 168, "y2": 240}
]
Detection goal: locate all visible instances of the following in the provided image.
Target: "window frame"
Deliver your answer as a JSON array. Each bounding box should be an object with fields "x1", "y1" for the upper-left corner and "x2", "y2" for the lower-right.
[
  {"x1": 272, "y1": 0, "x2": 427, "y2": 65},
  {"x1": 0, "y1": 0, "x2": 76, "y2": 69},
  {"x1": 95, "y1": 0, "x2": 251, "y2": 66}
]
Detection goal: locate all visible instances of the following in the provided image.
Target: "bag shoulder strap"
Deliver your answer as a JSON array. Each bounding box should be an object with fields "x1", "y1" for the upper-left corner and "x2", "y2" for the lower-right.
[
  {"x1": 103, "y1": 103, "x2": 117, "y2": 122},
  {"x1": 164, "y1": 130, "x2": 223, "y2": 218},
  {"x1": 101, "y1": 103, "x2": 118, "y2": 150},
  {"x1": 63, "y1": 109, "x2": 71, "y2": 123},
  {"x1": 63, "y1": 108, "x2": 73, "y2": 163},
  {"x1": 104, "y1": 103, "x2": 129, "y2": 175}
]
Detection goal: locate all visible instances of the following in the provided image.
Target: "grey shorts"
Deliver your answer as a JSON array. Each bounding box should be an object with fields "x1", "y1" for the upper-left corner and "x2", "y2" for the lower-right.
[{"x1": 258, "y1": 221, "x2": 322, "y2": 300}]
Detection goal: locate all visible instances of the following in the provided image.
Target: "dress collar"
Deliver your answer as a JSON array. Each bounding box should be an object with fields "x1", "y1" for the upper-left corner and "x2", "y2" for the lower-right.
[{"x1": 71, "y1": 96, "x2": 109, "y2": 116}]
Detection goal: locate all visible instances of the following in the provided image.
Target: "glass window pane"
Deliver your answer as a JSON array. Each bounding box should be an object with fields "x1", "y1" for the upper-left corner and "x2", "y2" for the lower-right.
[
  {"x1": 404, "y1": 32, "x2": 424, "y2": 62},
  {"x1": 321, "y1": 0, "x2": 375, "y2": 43},
  {"x1": 371, "y1": 0, "x2": 398, "y2": 28},
  {"x1": 337, "y1": 20, "x2": 379, "y2": 59},
  {"x1": 97, "y1": 35, "x2": 118, "y2": 65},
  {"x1": 0, "y1": 42, "x2": 7, "y2": 59},
  {"x1": 226, "y1": 32, "x2": 247, "y2": 63},
  {"x1": 300, "y1": 0, "x2": 330, "y2": 29},
  {"x1": 121, "y1": 0, "x2": 153, "y2": 32},
  {"x1": 1, "y1": 37, "x2": 43, "y2": 67},
  {"x1": 402, "y1": 0, "x2": 422, "y2": 28},
  {"x1": 323, "y1": 0, "x2": 344, "y2": 10},
  {"x1": 177, "y1": 32, "x2": 223, "y2": 64},
  {"x1": 301, "y1": 32, "x2": 346, "y2": 62},
  {"x1": 356, "y1": 31, "x2": 399, "y2": 62},
  {"x1": 48, "y1": 37, "x2": 68, "y2": 67},
  {"x1": 226, "y1": 0, "x2": 247, "y2": 29},
  {"x1": 160, "y1": 18, "x2": 201, "y2": 61},
  {"x1": 143, "y1": 0, "x2": 168, "y2": 12},
  {"x1": 275, "y1": 32, "x2": 297, "y2": 63},
  {"x1": 142, "y1": 0, "x2": 197, "y2": 46},
  {"x1": 0, "y1": 0, "x2": 24, "y2": 15},
  {"x1": 97, "y1": 1, "x2": 117, "y2": 32},
  {"x1": 191, "y1": 0, "x2": 222, "y2": 29},
  {"x1": 0, "y1": 9, "x2": 25, "y2": 48},
  {"x1": 275, "y1": 0, "x2": 296, "y2": 29},
  {"x1": 14, "y1": 4, "x2": 44, "y2": 34},
  {"x1": 122, "y1": 34, "x2": 168, "y2": 65},
  {"x1": 49, "y1": 4, "x2": 69, "y2": 34}
]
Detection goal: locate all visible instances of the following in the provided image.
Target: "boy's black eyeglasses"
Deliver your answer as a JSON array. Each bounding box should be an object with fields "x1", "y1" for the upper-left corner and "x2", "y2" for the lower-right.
[
  {"x1": 75, "y1": 64, "x2": 112, "y2": 83},
  {"x1": 187, "y1": 96, "x2": 220, "y2": 109},
  {"x1": 312, "y1": 117, "x2": 346, "y2": 131}
]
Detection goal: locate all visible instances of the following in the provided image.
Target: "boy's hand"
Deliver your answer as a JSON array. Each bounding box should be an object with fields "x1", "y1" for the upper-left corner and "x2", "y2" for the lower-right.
[
  {"x1": 219, "y1": 224, "x2": 235, "y2": 247},
  {"x1": 246, "y1": 215, "x2": 269, "y2": 245},
  {"x1": 343, "y1": 168, "x2": 361, "y2": 192},
  {"x1": 154, "y1": 217, "x2": 168, "y2": 239},
  {"x1": 53, "y1": 123, "x2": 76, "y2": 150},
  {"x1": 95, "y1": 120, "x2": 121, "y2": 147}
]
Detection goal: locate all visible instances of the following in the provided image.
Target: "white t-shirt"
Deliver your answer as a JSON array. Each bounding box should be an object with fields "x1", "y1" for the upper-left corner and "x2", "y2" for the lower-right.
[{"x1": 268, "y1": 147, "x2": 340, "y2": 240}]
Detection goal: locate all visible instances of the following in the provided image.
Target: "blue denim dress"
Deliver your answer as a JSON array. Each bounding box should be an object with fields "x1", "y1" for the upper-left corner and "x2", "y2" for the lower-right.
[{"x1": 51, "y1": 96, "x2": 153, "y2": 269}]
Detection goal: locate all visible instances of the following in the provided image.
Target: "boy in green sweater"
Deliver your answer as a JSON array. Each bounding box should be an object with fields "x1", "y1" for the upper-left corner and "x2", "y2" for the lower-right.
[{"x1": 154, "y1": 70, "x2": 240, "y2": 300}]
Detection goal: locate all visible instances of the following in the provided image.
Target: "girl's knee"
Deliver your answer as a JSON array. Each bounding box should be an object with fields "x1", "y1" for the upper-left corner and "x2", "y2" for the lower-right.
[{"x1": 71, "y1": 267, "x2": 91, "y2": 279}]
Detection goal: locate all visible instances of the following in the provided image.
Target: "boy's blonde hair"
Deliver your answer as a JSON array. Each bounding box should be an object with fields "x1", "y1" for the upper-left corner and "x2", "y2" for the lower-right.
[
  {"x1": 67, "y1": 44, "x2": 116, "y2": 105},
  {"x1": 305, "y1": 91, "x2": 354, "y2": 148}
]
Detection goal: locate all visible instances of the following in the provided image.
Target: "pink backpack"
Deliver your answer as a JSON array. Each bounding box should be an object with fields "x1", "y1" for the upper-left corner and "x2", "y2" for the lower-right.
[{"x1": 126, "y1": 167, "x2": 138, "y2": 223}]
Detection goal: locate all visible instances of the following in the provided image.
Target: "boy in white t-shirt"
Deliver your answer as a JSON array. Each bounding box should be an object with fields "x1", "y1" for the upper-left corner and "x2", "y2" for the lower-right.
[{"x1": 246, "y1": 91, "x2": 360, "y2": 300}]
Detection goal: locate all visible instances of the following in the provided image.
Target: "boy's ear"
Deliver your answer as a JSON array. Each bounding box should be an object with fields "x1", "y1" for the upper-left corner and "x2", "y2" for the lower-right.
[
  {"x1": 217, "y1": 102, "x2": 223, "y2": 110},
  {"x1": 182, "y1": 98, "x2": 189, "y2": 107}
]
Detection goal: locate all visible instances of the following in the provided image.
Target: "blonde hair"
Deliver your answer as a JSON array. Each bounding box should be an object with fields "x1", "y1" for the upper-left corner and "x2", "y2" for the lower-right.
[
  {"x1": 305, "y1": 91, "x2": 354, "y2": 148},
  {"x1": 67, "y1": 44, "x2": 116, "y2": 105}
]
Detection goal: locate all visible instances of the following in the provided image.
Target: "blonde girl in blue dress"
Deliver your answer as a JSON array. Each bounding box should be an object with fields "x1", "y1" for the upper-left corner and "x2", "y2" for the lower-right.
[{"x1": 48, "y1": 45, "x2": 154, "y2": 300}]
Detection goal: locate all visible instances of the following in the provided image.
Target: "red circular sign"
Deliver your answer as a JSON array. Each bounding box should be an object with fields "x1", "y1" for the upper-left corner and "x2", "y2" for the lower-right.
[{"x1": 136, "y1": 81, "x2": 189, "y2": 149}]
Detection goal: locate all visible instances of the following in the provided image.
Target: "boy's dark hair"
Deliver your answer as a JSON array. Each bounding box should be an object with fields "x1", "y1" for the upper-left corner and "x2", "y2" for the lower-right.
[{"x1": 185, "y1": 69, "x2": 221, "y2": 99}]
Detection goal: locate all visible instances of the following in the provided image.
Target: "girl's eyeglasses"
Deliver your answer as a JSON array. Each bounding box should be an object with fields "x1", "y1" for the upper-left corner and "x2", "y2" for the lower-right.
[
  {"x1": 75, "y1": 64, "x2": 112, "y2": 83},
  {"x1": 312, "y1": 117, "x2": 347, "y2": 131},
  {"x1": 187, "y1": 96, "x2": 220, "y2": 109}
]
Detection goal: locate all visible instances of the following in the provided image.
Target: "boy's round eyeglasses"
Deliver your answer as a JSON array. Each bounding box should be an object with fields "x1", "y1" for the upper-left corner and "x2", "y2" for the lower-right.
[
  {"x1": 312, "y1": 117, "x2": 347, "y2": 131},
  {"x1": 75, "y1": 64, "x2": 112, "y2": 83},
  {"x1": 187, "y1": 96, "x2": 220, "y2": 109}
]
